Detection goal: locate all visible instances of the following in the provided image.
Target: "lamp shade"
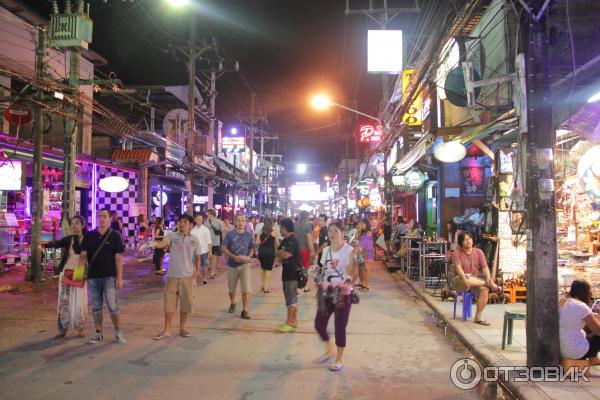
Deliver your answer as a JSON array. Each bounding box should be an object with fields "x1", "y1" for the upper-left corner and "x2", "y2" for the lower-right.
[
  {"x1": 433, "y1": 141, "x2": 467, "y2": 163},
  {"x1": 99, "y1": 176, "x2": 129, "y2": 193}
]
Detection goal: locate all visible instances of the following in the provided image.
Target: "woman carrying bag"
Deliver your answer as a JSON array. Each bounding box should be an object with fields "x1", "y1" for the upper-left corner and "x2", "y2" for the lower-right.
[
  {"x1": 258, "y1": 216, "x2": 279, "y2": 293},
  {"x1": 45, "y1": 216, "x2": 88, "y2": 339},
  {"x1": 314, "y1": 221, "x2": 358, "y2": 372}
]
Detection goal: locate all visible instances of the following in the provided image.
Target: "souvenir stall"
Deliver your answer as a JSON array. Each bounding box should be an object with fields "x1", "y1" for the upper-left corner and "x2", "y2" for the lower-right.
[{"x1": 555, "y1": 141, "x2": 600, "y2": 298}]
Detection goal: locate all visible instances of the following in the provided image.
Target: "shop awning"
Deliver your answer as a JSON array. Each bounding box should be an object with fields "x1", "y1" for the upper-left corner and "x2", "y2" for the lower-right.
[
  {"x1": 113, "y1": 149, "x2": 160, "y2": 164},
  {"x1": 393, "y1": 133, "x2": 436, "y2": 174}
]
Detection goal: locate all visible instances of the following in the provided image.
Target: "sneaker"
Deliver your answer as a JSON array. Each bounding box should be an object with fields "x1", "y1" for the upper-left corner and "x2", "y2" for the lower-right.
[
  {"x1": 277, "y1": 323, "x2": 296, "y2": 333},
  {"x1": 115, "y1": 330, "x2": 127, "y2": 344},
  {"x1": 88, "y1": 331, "x2": 103, "y2": 344},
  {"x1": 156, "y1": 269, "x2": 167, "y2": 276},
  {"x1": 203, "y1": 280, "x2": 208, "y2": 285},
  {"x1": 241, "y1": 310, "x2": 250, "y2": 320},
  {"x1": 228, "y1": 303, "x2": 236, "y2": 313}
]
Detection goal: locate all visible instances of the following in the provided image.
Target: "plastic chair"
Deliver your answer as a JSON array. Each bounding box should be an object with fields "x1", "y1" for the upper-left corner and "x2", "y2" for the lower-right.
[
  {"x1": 453, "y1": 291, "x2": 473, "y2": 321},
  {"x1": 501, "y1": 311, "x2": 525, "y2": 349}
]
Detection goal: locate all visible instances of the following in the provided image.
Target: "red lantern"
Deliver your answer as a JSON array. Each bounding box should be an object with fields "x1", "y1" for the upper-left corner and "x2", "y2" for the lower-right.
[{"x1": 3, "y1": 107, "x2": 33, "y2": 125}]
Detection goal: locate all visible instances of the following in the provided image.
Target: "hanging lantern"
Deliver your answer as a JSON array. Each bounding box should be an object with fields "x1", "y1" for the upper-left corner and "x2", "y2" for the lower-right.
[
  {"x1": 362, "y1": 197, "x2": 371, "y2": 207},
  {"x1": 357, "y1": 199, "x2": 364, "y2": 208}
]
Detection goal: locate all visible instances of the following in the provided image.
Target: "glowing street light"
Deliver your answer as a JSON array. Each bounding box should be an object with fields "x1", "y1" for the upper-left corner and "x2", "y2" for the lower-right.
[
  {"x1": 231, "y1": 127, "x2": 238, "y2": 135},
  {"x1": 297, "y1": 163, "x2": 307, "y2": 174},
  {"x1": 311, "y1": 94, "x2": 333, "y2": 111},
  {"x1": 324, "y1": 175, "x2": 331, "y2": 181},
  {"x1": 310, "y1": 93, "x2": 382, "y2": 124},
  {"x1": 167, "y1": 0, "x2": 191, "y2": 7}
]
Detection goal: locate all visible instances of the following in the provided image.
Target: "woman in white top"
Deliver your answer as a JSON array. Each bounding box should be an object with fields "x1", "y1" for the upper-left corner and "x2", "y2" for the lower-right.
[
  {"x1": 559, "y1": 279, "x2": 600, "y2": 360},
  {"x1": 315, "y1": 221, "x2": 357, "y2": 372}
]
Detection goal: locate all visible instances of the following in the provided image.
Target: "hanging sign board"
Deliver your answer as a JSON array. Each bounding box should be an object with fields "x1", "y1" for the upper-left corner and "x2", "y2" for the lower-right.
[
  {"x1": 401, "y1": 69, "x2": 423, "y2": 126},
  {"x1": 358, "y1": 124, "x2": 383, "y2": 143}
]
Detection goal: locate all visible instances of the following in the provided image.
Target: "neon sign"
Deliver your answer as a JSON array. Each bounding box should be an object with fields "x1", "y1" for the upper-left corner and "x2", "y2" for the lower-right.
[{"x1": 358, "y1": 124, "x2": 383, "y2": 143}]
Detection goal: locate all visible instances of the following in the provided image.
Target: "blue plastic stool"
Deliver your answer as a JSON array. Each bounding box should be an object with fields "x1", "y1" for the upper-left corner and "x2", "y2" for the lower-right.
[{"x1": 453, "y1": 291, "x2": 473, "y2": 321}]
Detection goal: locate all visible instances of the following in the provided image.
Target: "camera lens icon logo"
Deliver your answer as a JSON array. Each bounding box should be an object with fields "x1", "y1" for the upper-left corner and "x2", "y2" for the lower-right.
[{"x1": 450, "y1": 358, "x2": 482, "y2": 390}]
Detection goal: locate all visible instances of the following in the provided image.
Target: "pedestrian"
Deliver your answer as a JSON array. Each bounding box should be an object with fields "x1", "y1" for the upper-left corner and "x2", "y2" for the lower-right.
[
  {"x1": 351, "y1": 220, "x2": 371, "y2": 291},
  {"x1": 314, "y1": 221, "x2": 357, "y2": 371},
  {"x1": 258, "y1": 216, "x2": 279, "y2": 293},
  {"x1": 450, "y1": 231, "x2": 500, "y2": 326},
  {"x1": 79, "y1": 208, "x2": 126, "y2": 344},
  {"x1": 276, "y1": 218, "x2": 302, "y2": 332},
  {"x1": 316, "y1": 214, "x2": 330, "y2": 270},
  {"x1": 110, "y1": 211, "x2": 120, "y2": 231},
  {"x1": 446, "y1": 220, "x2": 461, "y2": 252},
  {"x1": 153, "y1": 214, "x2": 200, "y2": 339},
  {"x1": 137, "y1": 214, "x2": 149, "y2": 257},
  {"x1": 221, "y1": 214, "x2": 255, "y2": 319},
  {"x1": 152, "y1": 217, "x2": 167, "y2": 275},
  {"x1": 191, "y1": 213, "x2": 212, "y2": 284},
  {"x1": 205, "y1": 209, "x2": 225, "y2": 278},
  {"x1": 45, "y1": 216, "x2": 88, "y2": 339},
  {"x1": 383, "y1": 213, "x2": 393, "y2": 260},
  {"x1": 294, "y1": 210, "x2": 315, "y2": 292}
]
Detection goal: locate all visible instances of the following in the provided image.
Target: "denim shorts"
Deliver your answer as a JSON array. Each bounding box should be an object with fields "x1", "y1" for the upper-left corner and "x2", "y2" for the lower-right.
[
  {"x1": 283, "y1": 280, "x2": 298, "y2": 308},
  {"x1": 88, "y1": 277, "x2": 119, "y2": 315}
]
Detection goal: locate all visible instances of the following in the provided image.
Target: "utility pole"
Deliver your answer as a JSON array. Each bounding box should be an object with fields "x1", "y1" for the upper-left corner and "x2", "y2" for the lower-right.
[
  {"x1": 185, "y1": 14, "x2": 197, "y2": 216},
  {"x1": 49, "y1": 0, "x2": 93, "y2": 233},
  {"x1": 345, "y1": 0, "x2": 420, "y2": 214},
  {"x1": 522, "y1": 0, "x2": 560, "y2": 367},
  {"x1": 27, "y1": 27, "x2": 46, "y2": 283}
]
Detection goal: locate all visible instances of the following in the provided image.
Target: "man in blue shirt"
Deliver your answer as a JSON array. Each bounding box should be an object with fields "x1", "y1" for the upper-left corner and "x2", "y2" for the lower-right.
[{"x1": 222, "y1": 214, "x2": 255, "y2": 319}]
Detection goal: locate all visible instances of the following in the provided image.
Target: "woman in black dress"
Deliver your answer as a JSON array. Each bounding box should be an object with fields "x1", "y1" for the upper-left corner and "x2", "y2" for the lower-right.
[{"x1": 258, "y1": 216, "x2": 279, "y2": 293}]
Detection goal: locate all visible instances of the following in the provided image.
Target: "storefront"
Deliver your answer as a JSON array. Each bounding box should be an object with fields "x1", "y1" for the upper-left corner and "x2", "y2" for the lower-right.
[{"x1": 0, "y1": 135, "x2": 140, "y2": 264}]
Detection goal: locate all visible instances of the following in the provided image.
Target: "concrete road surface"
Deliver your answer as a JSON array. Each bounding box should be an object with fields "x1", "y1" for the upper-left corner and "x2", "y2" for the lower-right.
[{"x1": 0, "y1": 258, "x2": 480, "y2": 400}]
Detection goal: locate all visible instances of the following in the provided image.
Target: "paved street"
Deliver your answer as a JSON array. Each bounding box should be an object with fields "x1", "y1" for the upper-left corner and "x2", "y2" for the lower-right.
[{"x1": 0, "y1": 258, "x2": 480, "y2": 400}]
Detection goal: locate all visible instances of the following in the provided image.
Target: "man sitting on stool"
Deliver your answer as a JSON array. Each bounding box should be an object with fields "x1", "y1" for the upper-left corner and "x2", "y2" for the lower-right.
[{"x1": 451, "y1": 231, "x2": 499, "y2": 326}]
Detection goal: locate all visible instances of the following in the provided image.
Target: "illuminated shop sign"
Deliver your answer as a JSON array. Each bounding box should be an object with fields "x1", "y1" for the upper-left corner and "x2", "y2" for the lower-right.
[
  {"x1": 358, "y1": 124, "x2": 383, "y2": 143},
  {"x1": 391, "y1": 169, "x2": 426, "y2": 190}
]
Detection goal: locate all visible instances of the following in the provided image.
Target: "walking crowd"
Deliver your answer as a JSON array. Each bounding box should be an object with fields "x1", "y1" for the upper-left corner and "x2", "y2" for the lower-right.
[{"x1": 47, "y1": 208, "x2": 385, "y2": 372}]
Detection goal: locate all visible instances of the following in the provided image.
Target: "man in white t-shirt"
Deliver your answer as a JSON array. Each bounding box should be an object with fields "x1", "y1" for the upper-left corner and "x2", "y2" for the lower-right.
[
  {"x1": 192, "y1": 213, "x2": 212, "y2": 285},
  {"x1": 153, "y1": 214, "x2": 200, "y2": 339}
]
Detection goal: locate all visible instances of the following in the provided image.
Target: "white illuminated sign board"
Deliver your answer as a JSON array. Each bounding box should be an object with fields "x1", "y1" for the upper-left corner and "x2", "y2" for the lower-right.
[
  {"x1": 0, "y1": 160, "x2": 22, "y2": 190},
  {"x1": 367, "y1": 30, "x2": 403, "y2": 73},
  {"x1": 290, "y1": 182, "x2": 328, "y2": 201}
]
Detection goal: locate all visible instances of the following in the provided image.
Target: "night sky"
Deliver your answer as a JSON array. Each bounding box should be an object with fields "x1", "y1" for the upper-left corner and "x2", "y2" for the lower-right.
[{"x1": 20, "y1": 0, "x2": 419, "y2": 180}]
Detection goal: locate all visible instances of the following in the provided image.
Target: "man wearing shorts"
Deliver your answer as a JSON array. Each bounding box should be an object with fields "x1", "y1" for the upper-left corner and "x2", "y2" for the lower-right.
[
  {"x1": 192, "y1": 213, "x2": 212, "y2": 285},
  {"x1": 451, "y1": 231, "x2": 500, "y2": 326},
  {"x1": 222, "y1": 214, "x2": 254, "y2": 320},
  {"x1": 80, "y1": 208, "x2": 126, "y2": 345},
  {"x1": 205, "y1": 209, "x2": 224, "y2": 277},
  {"x1": 153, "y1": 214, "x2": 200, "y2": 339},
  {"x1": 276, "y1": 218, "x2": 302, "y2": 333}
]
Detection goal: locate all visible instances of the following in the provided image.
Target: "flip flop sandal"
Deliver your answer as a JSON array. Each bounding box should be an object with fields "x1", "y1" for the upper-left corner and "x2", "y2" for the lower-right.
[
  {"x1": 313, "y1": 354, "x2": 335, "y2": 364},
  {"x1": 179, "y1": 331, "x2": 192, "y2": 337},
  {"x1": 329, "y1": 363, "x2": 344, "y2": 372},
  {"x1": 153, "y1": 333, "x2": 171, "y2": 340},
  {"x1": 474, "y1": 320, "x2": 491, "y2": 326}
]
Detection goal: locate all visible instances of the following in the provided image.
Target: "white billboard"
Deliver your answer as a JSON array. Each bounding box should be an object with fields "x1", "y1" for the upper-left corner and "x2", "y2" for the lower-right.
[
  {"x1": 367, "y1": 30, "x2": 403, "y2": 73},
  {"x1": 290, "y1": 182, "x2": 328, "y2": 201}
]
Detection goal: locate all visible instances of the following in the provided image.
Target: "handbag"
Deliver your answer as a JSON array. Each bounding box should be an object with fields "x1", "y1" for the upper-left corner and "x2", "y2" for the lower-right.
[
  {"x1": 61, "y1": 269, "x2": 85, "y2": 288},
  {"x1": 297, "y1": 265, "x2": 308, "y2": 289}
]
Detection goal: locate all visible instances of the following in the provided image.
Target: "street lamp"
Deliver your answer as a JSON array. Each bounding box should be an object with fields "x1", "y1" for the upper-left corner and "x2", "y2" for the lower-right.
[
  {"x1": 231, "y1": 127, "x2": 238, "y2": 135},
  {"x1": 324, "y1": 175, "x2": 331, "y2": 181},
  {"x1": 310, "y1": 93, "x2": 382, "y2": 124},
  {"x1": 167, "y1": 0, "x2": 191, "y2": 7},
  {"x1": 297, "y1": 163, "x2": 307, "y2": 174}
]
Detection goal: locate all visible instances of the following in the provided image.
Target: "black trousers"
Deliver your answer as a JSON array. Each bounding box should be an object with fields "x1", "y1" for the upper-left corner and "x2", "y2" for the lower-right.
[{"x1": 582, "y1": 335, "x2": 600, "y2": 359}]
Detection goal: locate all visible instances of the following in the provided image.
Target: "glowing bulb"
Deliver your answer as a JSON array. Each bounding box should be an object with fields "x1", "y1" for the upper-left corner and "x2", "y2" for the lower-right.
[
  {"x1": 311, "y1": 94, "x2": 332, "y2": 111},
  {"x1": 297, "y1": 164, "x2": 307, "y2": 174},
  {"x1": 167, "y1": 0, "x2": 190, "y2": 7}
]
